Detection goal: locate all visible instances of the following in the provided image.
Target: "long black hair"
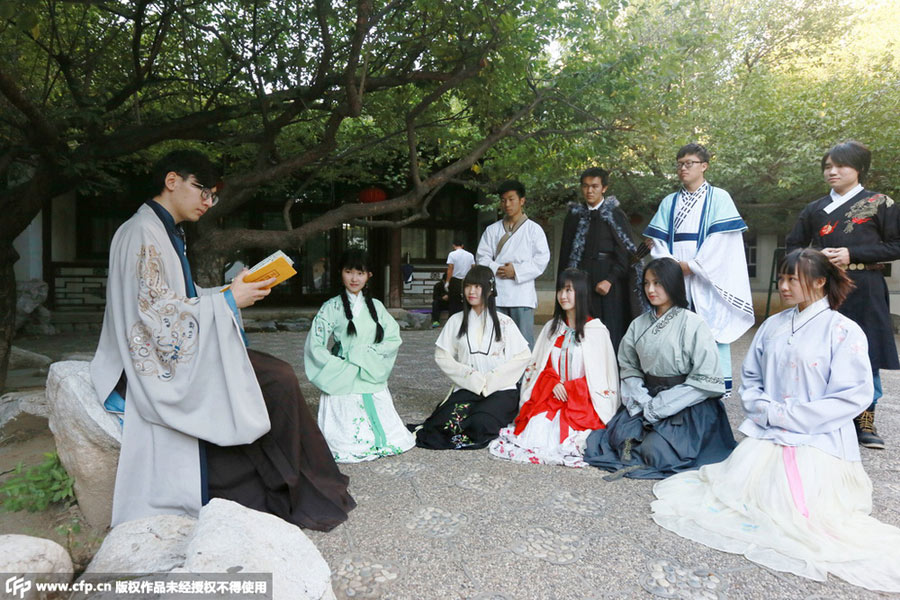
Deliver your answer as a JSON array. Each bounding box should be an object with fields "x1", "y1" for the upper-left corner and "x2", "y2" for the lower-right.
[
  {"x1": 643, "y1": 257, "x2": 688, "y2": 310},
  {"x1": 339, "y1": 249, "x2": 384, "y2": 343},
  {"x1": 456, "y1": 265, "x2": 502, "y2": 342},
  {"x1": 549, "y1": 268, "x2": 590, "y2": 342}
]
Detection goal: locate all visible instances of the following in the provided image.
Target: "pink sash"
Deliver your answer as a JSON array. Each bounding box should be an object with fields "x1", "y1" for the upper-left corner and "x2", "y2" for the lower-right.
[{"x1": 782, "y1": 446, "x2": 810, "y2": 519}]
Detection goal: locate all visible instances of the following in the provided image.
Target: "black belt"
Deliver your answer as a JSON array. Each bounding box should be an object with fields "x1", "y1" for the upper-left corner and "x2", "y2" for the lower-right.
[
  {"x1": 846, "y1": 263, "x2": 885, "y2": 271},
  {"x1": 645, "y1": 374, "x2": 687, "y2": 397}
]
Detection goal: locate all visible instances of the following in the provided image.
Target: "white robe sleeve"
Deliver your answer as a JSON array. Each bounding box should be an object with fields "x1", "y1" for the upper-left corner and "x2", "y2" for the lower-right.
[
  {"x1": 648, "y1": 237, "x2": 676, "y2": 260},
  {"x1": 435, "y1": 346, "x2": 487, "y2": 394},
  {"x1": 476, "y1": 226, "x2": 501, "y2": 273},
  {"x1": 686, "y1": 230, "x2": 755, "y2": 343},
  {"x1": 738, "y1": 324, "x2": 773, "y2": 427},
  {"x1": 581, "y1": 322, "x2": 620, "y2": 424},
  {"x1": 482, "y1": 348, "x2": 531, "y2": 396},
  {"x1": 513, "y1": 225, "x2": 550, "y2": 284},
  {"x1": 766, "y1": 321, "x2": 873, "y2": 435}
]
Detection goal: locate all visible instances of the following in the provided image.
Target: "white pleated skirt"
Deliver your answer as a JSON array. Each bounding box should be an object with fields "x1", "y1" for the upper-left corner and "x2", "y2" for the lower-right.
[
  {"x1": 317, "y1": 388, "x2": 415, "y2": 463},
  {"x1": 652, "y1": 437, "x2": 900, "y2": 593},
  {"x1": 489, "y1": 411, "x2": 591, "y2": 468}
]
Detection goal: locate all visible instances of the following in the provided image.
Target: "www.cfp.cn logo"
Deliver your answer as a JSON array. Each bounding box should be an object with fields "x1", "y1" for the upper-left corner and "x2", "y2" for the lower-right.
[{"x1": 5, "y1": 575, "x2": 32, "y2": 599}]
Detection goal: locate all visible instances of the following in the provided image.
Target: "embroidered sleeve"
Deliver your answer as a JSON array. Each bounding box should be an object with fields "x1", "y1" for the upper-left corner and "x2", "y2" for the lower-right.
[{"x1": 129, "y1": 244, "x2": 200, "y2": 381}]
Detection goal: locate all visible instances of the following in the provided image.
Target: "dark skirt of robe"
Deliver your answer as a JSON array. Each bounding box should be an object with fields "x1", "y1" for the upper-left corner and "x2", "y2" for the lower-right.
[
  {"x1": 206, "y1": 349, "x2": 356, "y2": 531},
  {"x1": 583, "y1": 375, "x2": 736, "y2": 479},
  {"x1": 840, "y1": 270, "x2": 899, "y2": 371},
  {"x1": 415, "y1": 388, "x2": 519, "y2": 450}
]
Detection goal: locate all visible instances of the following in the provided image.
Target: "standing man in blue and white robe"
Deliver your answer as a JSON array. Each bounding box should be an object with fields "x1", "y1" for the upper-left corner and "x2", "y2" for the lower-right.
[{"x1": 644, "y1": 143, "x2": 754, "y2": 394}]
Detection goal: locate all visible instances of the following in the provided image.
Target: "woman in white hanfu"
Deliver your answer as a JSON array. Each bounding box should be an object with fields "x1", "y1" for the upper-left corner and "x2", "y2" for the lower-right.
[
  {"x1": 414, "y1": 265, "x2": 531, "y2": 450},
  {"x1": 304, "y1": 249, "x2": 415, "y2": 463},
  {"x1": 652, "y1": 248, "x2": 900, "y2": 593},
  {"x1": 490, "y1": 268, "x2": 618, "y2": 467}
]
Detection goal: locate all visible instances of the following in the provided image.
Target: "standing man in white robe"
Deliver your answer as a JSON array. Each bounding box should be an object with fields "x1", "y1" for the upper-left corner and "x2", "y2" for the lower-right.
[
  {"x1": 91, "y1": 150, "x2": 354, "y2": 530},
  {"x1": 644, "y1": 143, "x2": 754, "y2": 394},
  {"x1": 476, "y1": 180, "x2": 551, "y2": 349}
]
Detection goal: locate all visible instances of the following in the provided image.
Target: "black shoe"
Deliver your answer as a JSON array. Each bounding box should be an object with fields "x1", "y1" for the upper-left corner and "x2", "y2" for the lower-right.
[{"x1": 854, "y1": 409, "x2": 885, "y2": 449}]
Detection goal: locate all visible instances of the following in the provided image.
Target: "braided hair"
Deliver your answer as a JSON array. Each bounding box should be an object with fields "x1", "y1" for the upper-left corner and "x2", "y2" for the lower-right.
[
  {"x1": 339, "y1": 249, "x2": 384, "y2": 343},
  {"x1": 457, "y1": 265, "x2": 502, "y2": 342}
]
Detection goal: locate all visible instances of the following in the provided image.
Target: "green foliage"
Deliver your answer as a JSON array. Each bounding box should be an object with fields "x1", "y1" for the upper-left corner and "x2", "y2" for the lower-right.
[
  {"x1": 0, "y1": 453, "x2": 76, "y2": 513},
  {"x1": 479, "y1": 0, "x2": 900, "y2": 233}
]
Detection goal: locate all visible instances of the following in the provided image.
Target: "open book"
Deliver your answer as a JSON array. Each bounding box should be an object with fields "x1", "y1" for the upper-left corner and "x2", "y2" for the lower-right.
[{"x1": 221, "y1": 250, "x2": 297, "y2": 291}]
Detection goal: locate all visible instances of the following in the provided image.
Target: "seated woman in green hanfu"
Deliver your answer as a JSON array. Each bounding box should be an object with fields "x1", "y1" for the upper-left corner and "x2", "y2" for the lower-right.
[
  {"x1": 584, "y1": 257, "x2": 736, "y2": 478},
  {"x1": 413, "y1": 265, "x2": 531, "y2": 450},
  {"x1": 304, "y1": 249, "x2": 415, "y2": 463}
]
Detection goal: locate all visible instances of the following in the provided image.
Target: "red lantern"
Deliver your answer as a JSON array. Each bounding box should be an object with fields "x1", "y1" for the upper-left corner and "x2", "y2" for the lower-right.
[{"x1": 358, "y1": 187, "x2": 387, "y2": 203}]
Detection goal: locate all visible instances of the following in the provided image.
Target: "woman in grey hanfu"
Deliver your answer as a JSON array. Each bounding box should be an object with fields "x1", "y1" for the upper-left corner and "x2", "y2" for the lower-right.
[
  {"x1": 652, "y1": 249, "x2": 900, "y2": 593},
  {"x1": 584, "y1": 257, "x2": 736, "y2": 478}
]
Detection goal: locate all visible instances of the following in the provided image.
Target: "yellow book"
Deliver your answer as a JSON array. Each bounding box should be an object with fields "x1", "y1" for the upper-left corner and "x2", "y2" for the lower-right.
[{"x1": 221, "y1": 250, "x2": 297, "y2": 291}]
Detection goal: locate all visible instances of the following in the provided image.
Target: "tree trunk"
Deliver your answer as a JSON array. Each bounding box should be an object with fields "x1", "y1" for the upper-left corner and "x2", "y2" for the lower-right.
[
  {"x1": 0, "y1": 243, "x2": 20, "y2": 392},
  {"x1": 191, "y1": 251, "x2": 226, "y2": 289},
  {"x1": 389, "y1": 228, "x2": 401, "y2": 308}
]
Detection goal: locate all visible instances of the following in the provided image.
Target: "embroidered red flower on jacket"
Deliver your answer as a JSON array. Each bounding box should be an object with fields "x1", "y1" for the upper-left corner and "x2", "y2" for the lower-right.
[
  {"x1": 529, "y1": 456, "x2": 540, "y2": 464},
  {"x1": 851, "y1": 217, "x2": 871, "y2": 225},
  {"x1": 819, "y1": 221, "x2": 838, "y2": 236}
]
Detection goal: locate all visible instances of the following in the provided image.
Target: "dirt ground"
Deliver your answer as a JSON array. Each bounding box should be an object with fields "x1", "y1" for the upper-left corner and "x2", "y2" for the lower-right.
[{"x1": 0, "y1": 429, "x2": 106, "y2": 571}]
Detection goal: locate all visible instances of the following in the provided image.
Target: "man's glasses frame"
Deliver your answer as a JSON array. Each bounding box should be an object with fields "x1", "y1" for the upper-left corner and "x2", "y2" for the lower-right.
[
  {"x1": 674, "y1": 160, "x2": 706, "y2": 171},
  {"x1": 189, "y1": 181, "x2": 219, "y2": 205}
]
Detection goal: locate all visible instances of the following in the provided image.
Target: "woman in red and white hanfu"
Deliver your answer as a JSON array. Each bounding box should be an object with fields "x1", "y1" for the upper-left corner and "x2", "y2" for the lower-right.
[{"x1": 490, "y1": 268, "x2": 619, "y2": 467}]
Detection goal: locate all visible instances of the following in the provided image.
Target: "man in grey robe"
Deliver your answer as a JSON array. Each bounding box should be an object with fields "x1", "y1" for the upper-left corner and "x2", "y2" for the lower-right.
[{"x1": 91, "y1": 150, "x2": 354, "y2": 530}]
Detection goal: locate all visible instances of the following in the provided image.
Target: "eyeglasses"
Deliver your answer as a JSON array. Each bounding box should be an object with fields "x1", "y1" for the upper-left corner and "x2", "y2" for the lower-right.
[
  {"x1": 189, "y1": 181, "x2": 219, "y2": 205},
  {"x1": 675, "y1": 160, "x2": 705, "y2": 171}
]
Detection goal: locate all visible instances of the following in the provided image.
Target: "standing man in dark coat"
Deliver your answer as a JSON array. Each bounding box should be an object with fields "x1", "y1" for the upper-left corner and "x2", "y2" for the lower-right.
[
  {"x1": 786, "y1": 140, "x2": 900, "y2": 449},
  {"x1": 558, "y1": 167, "x2": 645, "y2": 351}
]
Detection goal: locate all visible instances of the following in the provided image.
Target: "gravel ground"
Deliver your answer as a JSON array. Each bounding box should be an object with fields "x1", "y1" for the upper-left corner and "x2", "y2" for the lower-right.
[{"x1": 11, "y1": 324, "x2": 900, "y2": 600}]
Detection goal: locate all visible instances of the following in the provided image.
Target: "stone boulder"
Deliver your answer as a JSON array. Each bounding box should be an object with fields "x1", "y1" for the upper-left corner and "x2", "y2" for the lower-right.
[
  {"x1": 0, "y1": 390, "x2": 49, "y2": 444},
  {"x1": 20, "y1": 306, "x2": 57, "y2": 337},
  {"x1": 0, "y1": 535, "x2": 73, "y2": 600},
  {"x1": 406, "y1": 311, "x2": 429, "y2": 329},
  {"x1": 86, "y1": 514, "x2": 195, "y2": 573},
  {"x1": 186, "y1": 499, "x2": 334, "y2": 600},
  {"x1": 84, "y1": 499, "x2": 335, "y2": 600},
  {"x1": 46, "y1": 361, "x2": 122, "y2": 529},
  {"x1": 15, "y1": 279, "x2": 48, "y2": 332},
  {"x1": 8, "y1": 347, "x2": 53, "y2": 370}
]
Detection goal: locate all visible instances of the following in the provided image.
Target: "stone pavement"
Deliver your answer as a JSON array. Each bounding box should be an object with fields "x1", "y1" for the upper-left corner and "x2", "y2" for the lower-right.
[{"x1": 12, "y1": 326, "x2": 900, "y2": 600}]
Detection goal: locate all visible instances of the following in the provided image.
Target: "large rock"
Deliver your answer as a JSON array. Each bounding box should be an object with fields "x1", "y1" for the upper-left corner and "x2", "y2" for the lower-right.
[
  {"x1": 0, "y1": 535, "x2": 73, "y2": 599},
  {"x1": 20, "y1": 306, "x2": 58, "y2": 336},
  {"x1": 84, "y1": 500, "x2": 335, "y2": 600},
  {"x1": 8, "y1": 346, "x2": 53, "y2": 370},
  {"x1": 15, "y1": 280, "x2": 49, "y2": 331},
  {"x1": 1, "y1": 389, "x2": 49, "y2": 443},
  {"x1": 186, "y1": 499, "x2": 334, "y2": 600},
  {"x1": 46, "y1": 361, "x2": 121, "y2": 529},
  {"x1": 86, "y1": 514, "x2": 195, "y2": 573}
]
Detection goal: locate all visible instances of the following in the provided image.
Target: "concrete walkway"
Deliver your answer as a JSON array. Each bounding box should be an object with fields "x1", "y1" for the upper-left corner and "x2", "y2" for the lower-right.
[{"x1": 12, "y1": 326, "x2": 900, "y2": 600}]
